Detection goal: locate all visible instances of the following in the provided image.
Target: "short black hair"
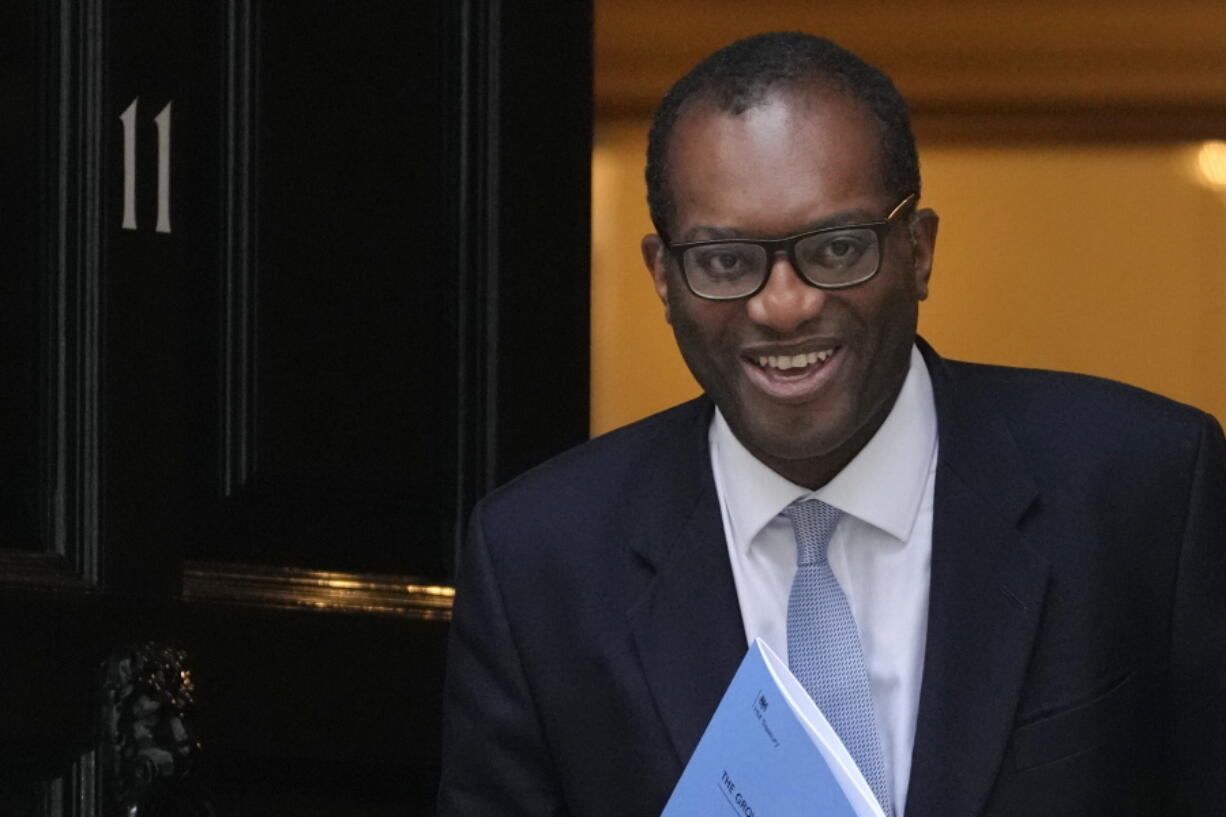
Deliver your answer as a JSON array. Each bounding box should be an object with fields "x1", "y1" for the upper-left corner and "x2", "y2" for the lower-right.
[{"x1": 645, "y1": 32, "x2": 920, "y2": 240}]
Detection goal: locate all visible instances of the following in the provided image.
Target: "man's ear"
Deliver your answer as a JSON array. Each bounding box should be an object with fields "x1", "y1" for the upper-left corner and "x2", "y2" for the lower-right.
[
  {"x1": 641, "y1": 234, "x2": 672, "y2": 323},
  {"x1": 910, "y1": 208, "x2": 939, "y2": 301}
]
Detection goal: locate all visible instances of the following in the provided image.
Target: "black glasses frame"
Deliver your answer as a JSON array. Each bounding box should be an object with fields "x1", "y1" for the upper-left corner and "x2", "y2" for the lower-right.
[{"x1": 665, "y1": 193, "x2": 919, "y2": 301}]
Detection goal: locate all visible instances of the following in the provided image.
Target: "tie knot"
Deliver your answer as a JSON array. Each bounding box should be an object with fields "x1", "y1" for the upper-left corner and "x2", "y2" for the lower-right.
[{"x1": 785, "y1": 499, "x2": 843, "y2": 566}]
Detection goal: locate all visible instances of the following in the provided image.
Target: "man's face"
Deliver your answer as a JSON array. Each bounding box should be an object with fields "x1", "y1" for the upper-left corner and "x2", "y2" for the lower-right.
[{"x1": 642, "y1": 87, "x2": 938, "y2": 488}]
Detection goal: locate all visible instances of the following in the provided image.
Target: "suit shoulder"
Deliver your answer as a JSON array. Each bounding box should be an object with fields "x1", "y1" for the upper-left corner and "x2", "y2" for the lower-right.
[
  {"x1": 949, "y1": 359, "x2": 1206, "y2": 417},
  {"x1": 944, "y1": 358, "x2": 1216, "y2": 453},
  {"x1": 475, "y1": 397, "x2": 711, "y2": 525}
]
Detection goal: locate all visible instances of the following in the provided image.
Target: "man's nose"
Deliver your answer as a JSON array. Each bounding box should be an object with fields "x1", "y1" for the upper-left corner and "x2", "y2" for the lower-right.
[{"x1": 745, "y1": 253, "x2": 827, "y2": 333}]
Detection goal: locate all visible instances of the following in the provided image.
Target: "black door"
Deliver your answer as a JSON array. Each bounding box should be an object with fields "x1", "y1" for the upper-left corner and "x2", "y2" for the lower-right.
[{"x1": 0, "y1": 2, "x2": 592, "y2": 814}]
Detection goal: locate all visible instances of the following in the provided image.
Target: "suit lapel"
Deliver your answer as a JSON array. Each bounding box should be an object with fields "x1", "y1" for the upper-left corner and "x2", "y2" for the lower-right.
[
  {"x1": 905, "y1": 343, "x2": 1051, "y2": 817},
  {"x1": 625, "y1": 398, "x2": 748, "y2": 768}
]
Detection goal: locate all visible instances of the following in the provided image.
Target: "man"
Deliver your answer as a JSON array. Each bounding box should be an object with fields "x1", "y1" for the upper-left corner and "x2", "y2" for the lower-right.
[{"x1": 439, "y1": 32, "x2": 1224, "y2": 817}]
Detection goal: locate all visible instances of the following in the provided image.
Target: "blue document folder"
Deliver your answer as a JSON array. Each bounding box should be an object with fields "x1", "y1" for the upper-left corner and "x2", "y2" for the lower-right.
[{"x1": 660, "y1": 639, "x2": 885, "y2": 817}]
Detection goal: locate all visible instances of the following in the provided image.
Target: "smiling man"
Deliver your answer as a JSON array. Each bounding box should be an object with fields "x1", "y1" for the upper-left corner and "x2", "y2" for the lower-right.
[
  {"x1": 439, "y1": 33, "x2": 1225, "y2": 817},
  {"x1": 642, "y1": 83, "x2": 933, "y2": 491}
]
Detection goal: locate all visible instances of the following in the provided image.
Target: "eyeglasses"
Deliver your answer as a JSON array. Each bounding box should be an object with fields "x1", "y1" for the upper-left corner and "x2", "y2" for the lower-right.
[{"x1": 665, "y1": 193, "x2": 918, "y2": 301}]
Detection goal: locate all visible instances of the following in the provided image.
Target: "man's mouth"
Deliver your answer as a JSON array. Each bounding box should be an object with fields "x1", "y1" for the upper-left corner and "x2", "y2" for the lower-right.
[
  {"x1": 741, "y1": 345, "x2": 843, "y2": 401},
  {"x1": 753, "y1": 348, "x2": 836, "y2": 373}
]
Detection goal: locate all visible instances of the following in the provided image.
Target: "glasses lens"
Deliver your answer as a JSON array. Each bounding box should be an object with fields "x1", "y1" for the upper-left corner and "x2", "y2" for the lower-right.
[
  {"x1": 682, "y1": 243, "x2": 768, "y2": 298},
  {"x1": 794, "y1": 227, "x2": 880, "y2": 286}
]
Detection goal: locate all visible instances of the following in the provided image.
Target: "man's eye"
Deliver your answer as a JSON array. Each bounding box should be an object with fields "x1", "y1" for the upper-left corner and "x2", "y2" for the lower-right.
[
  {"x1": 692, "y1": 247, "x2": 755, "y2": 277},
  {"x1": 826, "y1": 239, "x2": 858, "y2": 257},
  {"x1": 804, "y1": 232, "x2": 870, "y2": 268}
]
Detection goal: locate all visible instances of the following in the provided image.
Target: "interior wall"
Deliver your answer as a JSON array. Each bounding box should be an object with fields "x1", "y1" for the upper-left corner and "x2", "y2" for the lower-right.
[
  {"x1": 590, "y1": 121, "x2": 699, "y2": 435},
  {"x1": 591, "y1": 121, "x2": 1226, "y2": 435}
]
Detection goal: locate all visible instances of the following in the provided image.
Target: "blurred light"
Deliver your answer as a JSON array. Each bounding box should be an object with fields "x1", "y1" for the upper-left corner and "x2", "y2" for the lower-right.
[{"x1": 1195, "y1": 141, "x2": 1226, "y2": 191}]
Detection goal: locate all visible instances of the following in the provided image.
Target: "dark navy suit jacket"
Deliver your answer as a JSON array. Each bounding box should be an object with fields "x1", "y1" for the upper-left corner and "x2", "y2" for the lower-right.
[{"x1": 439, "y1": 343, "x2": 1225, "y2": 816}]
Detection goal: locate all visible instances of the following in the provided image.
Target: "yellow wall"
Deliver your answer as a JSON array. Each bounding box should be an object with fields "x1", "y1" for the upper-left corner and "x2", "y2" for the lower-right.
[
  {"x1": 590, "y1": 121, "x2": 701, "y2": 436},
  {"x1": 591, "y1": 121, "x2": 1226, "y2": 436}
]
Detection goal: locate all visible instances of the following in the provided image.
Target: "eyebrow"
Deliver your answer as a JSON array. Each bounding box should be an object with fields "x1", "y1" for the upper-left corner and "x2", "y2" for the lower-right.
[{"x1": 676, "y1": 207, "x2": 880, "y2": 243}]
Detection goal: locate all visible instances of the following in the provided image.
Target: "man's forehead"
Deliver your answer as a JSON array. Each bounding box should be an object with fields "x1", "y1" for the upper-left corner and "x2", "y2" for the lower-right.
[
  {"x1": 673, "y1": 80, "x2": 873, "y2": 138},
  {"x1": 663, "y1": 87, "x2": 891, "y2": 236},
  {"x1": 674, "y1": 205, "x2": 889, "y2": 243},
  {"x1": 665, "y1": 85, "x2": 887, "y2": 187}
]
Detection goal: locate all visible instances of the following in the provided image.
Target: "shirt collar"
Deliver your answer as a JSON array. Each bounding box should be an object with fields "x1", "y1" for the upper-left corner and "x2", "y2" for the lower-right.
[{"x1": 711, "y1": 344, "x2": 937, "y2": 553}]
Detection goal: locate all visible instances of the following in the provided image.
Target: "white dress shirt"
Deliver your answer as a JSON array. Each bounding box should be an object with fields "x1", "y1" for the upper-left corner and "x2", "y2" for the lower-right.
[{"x1": 709, "y1": 345, "x2": 938, "y2": 816}]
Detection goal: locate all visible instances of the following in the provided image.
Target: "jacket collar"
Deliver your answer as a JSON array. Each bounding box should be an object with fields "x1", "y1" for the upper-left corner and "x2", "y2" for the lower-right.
[
  {"x1": 905, "y1": 339, "x2": 1050, "y2": 817},
  {"x1": 625, "y1": 397, "x2": 748, "y2": 768}
]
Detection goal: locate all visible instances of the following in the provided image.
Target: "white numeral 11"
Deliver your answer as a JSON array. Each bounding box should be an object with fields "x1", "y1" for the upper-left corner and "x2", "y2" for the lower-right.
[{"x1": 119, "y1": 97, "x2": 173, "y2": 234}]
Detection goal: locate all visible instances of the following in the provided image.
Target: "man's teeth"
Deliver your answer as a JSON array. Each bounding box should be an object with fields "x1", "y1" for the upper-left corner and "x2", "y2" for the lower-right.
[{"x1": 756, "y1": 349, "x2": 835, "y2": 371}]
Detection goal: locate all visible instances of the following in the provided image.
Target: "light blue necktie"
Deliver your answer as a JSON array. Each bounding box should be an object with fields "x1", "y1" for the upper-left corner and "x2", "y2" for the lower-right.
[{"x1": 786, "y1": 499, "x2": 893, "y2": 817}]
